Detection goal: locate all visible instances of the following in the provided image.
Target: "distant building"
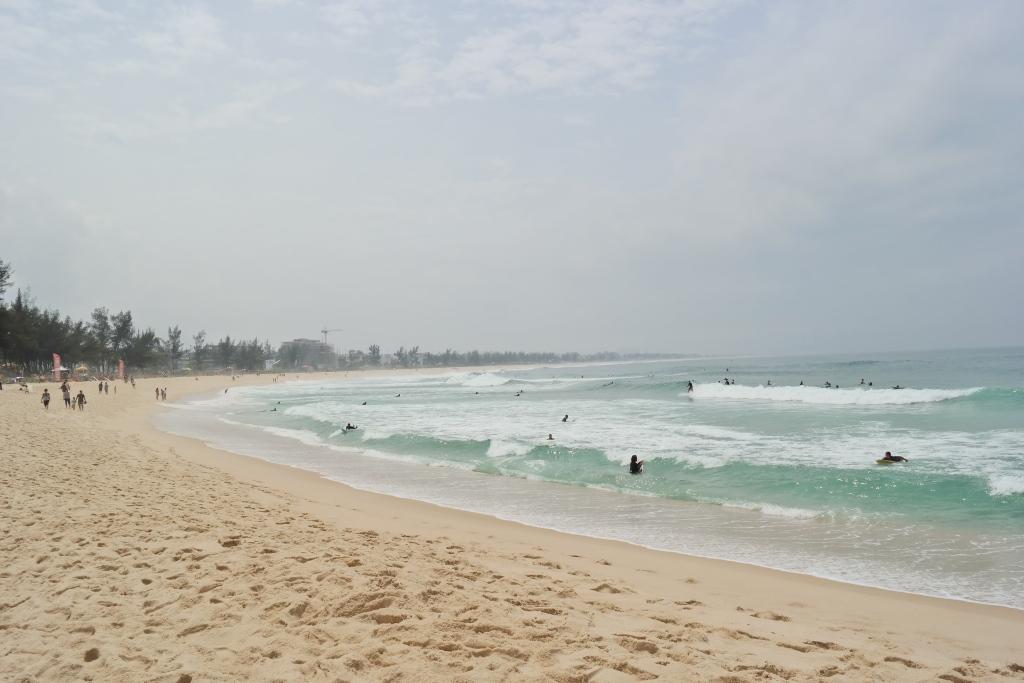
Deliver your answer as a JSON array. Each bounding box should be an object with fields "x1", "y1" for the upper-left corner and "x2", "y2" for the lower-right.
[{"x1": 278, "y1": 338, "x2": 337, "y2": 370}]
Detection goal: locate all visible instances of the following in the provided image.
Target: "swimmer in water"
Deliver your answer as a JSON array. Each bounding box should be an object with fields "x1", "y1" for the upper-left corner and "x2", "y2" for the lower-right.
[
  {"x1": 880, "y1": 451, "x2": 908, "y2": 463},
  {"x1": 629, "y1": 455, "x2": 644, "y2": 474},
  {"x1": 547, "y1": 433, "x2": 554, "y2": 441},
  {"x1": 562, "y1": 414, "x2": 568, "y2": 422}
]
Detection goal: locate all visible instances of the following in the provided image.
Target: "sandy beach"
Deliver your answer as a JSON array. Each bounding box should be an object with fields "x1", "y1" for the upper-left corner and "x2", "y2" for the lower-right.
[{"x1": 2, "y1": 373, "x2": 1022, "y2": 683}]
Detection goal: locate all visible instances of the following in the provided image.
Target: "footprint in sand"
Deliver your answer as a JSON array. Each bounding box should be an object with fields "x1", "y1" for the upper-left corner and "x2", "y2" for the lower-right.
[
  {"x1": 884, "y1": 655, "x2": 922, "y2": 668},
  {"x1": 752, "y1": 610, "x2": 791, "y2": 622}
]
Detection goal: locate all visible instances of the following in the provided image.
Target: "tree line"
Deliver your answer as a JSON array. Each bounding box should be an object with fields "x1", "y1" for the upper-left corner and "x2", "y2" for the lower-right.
[
  {"x1": 1, "y1": 257, "x2": 677, "y2": 377},
  {"x1": 347, "y1": 347, "x2": 645, "y2": 368},
  {"x1": 0, "y1": 259, "x2": 273, "y2": 376}
]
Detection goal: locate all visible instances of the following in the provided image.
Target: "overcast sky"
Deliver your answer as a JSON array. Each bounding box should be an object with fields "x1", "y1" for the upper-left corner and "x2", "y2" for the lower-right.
[{"x1": 2, "y1": 0, "x2": 1022, "y2": 355}]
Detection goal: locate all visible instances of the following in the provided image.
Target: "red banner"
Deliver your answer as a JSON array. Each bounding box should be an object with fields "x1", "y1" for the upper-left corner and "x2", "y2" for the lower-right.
[
  {"x1": 118, "y1": 359, "x2": 125, "y2": 379},
  {"x1": 52, "y1": 353, "x2": 61, "y2": 380}
]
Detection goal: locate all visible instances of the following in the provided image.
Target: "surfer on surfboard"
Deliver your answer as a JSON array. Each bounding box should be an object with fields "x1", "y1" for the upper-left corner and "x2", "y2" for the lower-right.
[{"x1": 878, "y1": 451, "x2": 908, "y2": 463}]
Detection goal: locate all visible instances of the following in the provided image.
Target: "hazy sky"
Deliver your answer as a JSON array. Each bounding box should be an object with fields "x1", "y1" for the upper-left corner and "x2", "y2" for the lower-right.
[{"x1": 2, "y1": 0, "x2": 1022, "y2": 355}]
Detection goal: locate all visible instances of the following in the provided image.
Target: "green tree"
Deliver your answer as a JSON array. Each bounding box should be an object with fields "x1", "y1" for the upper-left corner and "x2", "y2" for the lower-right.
[
  {"x1": 368, "y1": 344, "x2": 381, "y2": 366},
  {"x1": 192, "y1": 330, "x2": 206, "y2": 372},
  {"x1": 216, "y1": 336, "x2": 234, "y2": 368},
  {"x1": 124, "y1": 328, "x2": 163, "y2": 369},
  {"x1": 167, "y1": 325, "x2": 182, "y2": 372},
  {"x1": 0, "y1": 259, "x2": 12, "y2": 301},
  {"x1": 110, "y1": 310, "x2": 134, "y2": 361},
  {"x1": 90, "y1": 307, "x2": 111, "y2": 372}
]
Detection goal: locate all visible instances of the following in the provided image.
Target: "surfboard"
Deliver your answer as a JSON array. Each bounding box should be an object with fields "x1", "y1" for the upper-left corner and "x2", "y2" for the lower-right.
[{"x1": 876, "y1": 459, "x2": 899, "y2": 465}]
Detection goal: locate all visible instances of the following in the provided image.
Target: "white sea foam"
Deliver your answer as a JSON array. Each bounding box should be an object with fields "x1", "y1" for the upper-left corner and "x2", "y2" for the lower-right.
[
  {"x1": 680, "y1": 424, "x2": 760, "y2": 441},
  {"x1": 690, "y1": 383, "x2": 983, "y2": 405},
  {"x1": 455, "y1": 372, "x2": 512, "y2": 387},
  {"x1": 259, "y1": 426, "x2": 326, "y2": 448},
  {"x1": 988, "y1": 475, "x2": 1024, "y2": 496},
  {"x1": 486, "y1": 439, "x2": 533, "y2": 458},
  {"x1": 360, "y1": 429, "x2": 395, "y2": 441},
  {"x1": 711, "y1": 499, "x2": 821, "y2": 519}
]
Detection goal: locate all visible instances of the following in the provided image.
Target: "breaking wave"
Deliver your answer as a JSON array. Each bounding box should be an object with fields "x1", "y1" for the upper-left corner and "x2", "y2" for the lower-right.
[{"x1": 689, "y1": 383, "x2": 983, "y2": 405}]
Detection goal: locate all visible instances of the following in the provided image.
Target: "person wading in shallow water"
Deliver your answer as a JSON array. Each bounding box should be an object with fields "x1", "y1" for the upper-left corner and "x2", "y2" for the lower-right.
[{"x1": 629, "y1": 455, "x2": 645, "y2": 474}]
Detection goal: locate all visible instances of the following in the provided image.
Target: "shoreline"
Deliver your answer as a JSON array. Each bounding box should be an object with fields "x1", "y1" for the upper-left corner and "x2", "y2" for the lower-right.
[
  {"x1": 3, "y1": 371, "x2": 1023, "y2": 681},
  {"x1": 162, "y1": 378, "x2": 1023, "y2": 614},
  {"x1": 147, "y1": 375, "x2": 1024, "y2": 619},
  {"x1": 163, "y1": 412, "x2": 1024, "y2": 616}
]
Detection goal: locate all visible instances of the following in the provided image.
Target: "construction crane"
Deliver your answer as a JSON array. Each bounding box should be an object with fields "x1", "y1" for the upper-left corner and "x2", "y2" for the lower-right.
[{"x1": 321, "y1": 328, "x2": 343, "y2": 346}]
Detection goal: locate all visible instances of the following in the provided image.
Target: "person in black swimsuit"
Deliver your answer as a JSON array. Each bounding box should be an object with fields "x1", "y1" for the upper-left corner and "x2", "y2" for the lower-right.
[
  {"x1": 881, "y1": 451, "x2": 908, "y2": 462},
  {"x1": 629, "y1": 455, "x2": 644, "y2": 474}
]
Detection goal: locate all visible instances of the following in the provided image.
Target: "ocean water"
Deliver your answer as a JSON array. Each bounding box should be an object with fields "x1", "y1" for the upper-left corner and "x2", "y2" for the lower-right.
[{"x1": 156, "y1": 347, "x2": 1024, "y2": 610}]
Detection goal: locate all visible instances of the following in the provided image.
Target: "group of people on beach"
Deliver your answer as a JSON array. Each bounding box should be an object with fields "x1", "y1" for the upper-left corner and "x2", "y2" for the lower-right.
[
  {"x1": 33, "y1": 375, "x2": 136, "y2": 411},
  {"x1": 155, "y1": 387, "x2": 168, "y2": 400},
  {"x1": 40, "y1": 381, "x2": 87, "y2": 411}
]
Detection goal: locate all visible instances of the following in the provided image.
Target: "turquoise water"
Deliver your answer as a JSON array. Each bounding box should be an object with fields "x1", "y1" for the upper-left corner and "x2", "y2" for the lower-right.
[{"x1": 158, "y1": 347, "x2": 1024, "y2": 609}]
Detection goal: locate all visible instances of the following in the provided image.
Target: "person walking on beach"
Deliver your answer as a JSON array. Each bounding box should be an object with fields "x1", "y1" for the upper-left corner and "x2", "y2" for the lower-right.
[
  {"x1": 161, "y1": 388, "x2": 167, "y2": 400},
  {"x1": 98, "y1": 380, "x2": 104, "y2": 395},
  {"x1": 104, "y1": 381, "x2": 109, "y2": 395},
  {"x1": 61, "y1": 382, "x2": 71, "y2": 408},
  {"x1": 76, "y1": 390, "x2": 86, "y2": 411},
  {"x1": 41, "y1": 388, "x2": 51, "y2": 410},
  {"x1": 155, "y1": 387, "x2": 160, "y2": 400}
]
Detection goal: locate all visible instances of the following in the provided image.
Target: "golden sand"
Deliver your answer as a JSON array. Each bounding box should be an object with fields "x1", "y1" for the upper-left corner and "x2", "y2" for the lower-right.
[{"x1": 2, "y1": 373, "x2": 1022, "y2": 682}]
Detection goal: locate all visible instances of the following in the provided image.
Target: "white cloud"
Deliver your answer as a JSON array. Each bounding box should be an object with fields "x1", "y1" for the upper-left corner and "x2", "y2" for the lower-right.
[
  {"x1": 320, "y1": 0, "x2": 375, "y2": 38},
  {"x1": 0, "y1": 12, "x2": 49, "y2": 62},
  {"x1": 50, "y1": 0, "x2": 122, "y2": 24},
  {"x1": 61, "y1": 80, "x2": 300, "y2": 143},
  {"x1": 659, "y1": 3, "x2": 1024, "y2": 243},
  {"x1": 136, "y1": 5, "x2": 226, "y2": 65},
  {"x1": 252, "y1": 0, "x2": 300, "y2": 7},
  {"x1": 327, "y1": 0, "x2": 734, "y2": 105}
]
